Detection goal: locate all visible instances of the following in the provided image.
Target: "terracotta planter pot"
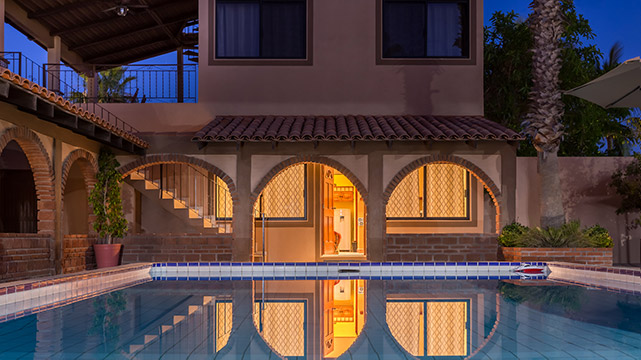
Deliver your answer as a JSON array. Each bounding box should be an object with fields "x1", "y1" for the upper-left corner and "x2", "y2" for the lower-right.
[{"x1": 94, "y1": 244, "x2": 123, "y2": 268}]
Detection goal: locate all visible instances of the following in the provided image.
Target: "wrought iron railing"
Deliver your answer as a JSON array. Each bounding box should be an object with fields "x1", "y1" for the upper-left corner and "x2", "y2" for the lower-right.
[
  {"x1": 0, "y1": 51, "x2": 140, "y2": 134},
  {"x1": 43, "y1": 63, "x2": 198, "y2": 103},
  {"x1": 134, "y1": 163, "x2": 233, "y2": 231}
]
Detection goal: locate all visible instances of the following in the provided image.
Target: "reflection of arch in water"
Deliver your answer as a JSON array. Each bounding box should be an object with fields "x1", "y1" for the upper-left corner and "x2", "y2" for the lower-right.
[
  {"x1": 385, "y1": 294, "x2": 502, "y2": 359},
  {"x1": 253, "y1": 300, "x2": 307, "y2": 358}
]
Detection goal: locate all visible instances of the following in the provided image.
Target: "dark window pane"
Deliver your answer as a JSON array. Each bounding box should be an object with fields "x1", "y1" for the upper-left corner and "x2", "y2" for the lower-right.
[
  {"x1": 427, "y1": 2, "x2": 465, "y2": 57},
  {"x1": 383, "y1": 2, "x2": 427, "y2": 58},
  {"x1": 216, "y1": 2, "x2": 260, "y2": 57},
  {"x1": 261, "y1": 2, "x2": 306, "y2": 58}
]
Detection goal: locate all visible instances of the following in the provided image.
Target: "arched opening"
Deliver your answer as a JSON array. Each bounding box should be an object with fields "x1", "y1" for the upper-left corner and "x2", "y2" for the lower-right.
[
  {"x1": 252, "y1": 162, "x2": 367, "y2": 262},
  {"x1": 0, "y1": 140, "x2": 37, "y2": 233},
  {"x1": 386, "y1": 160, "x2": 501, "y2": 234},
  {"x1": 123, "y1": 162, "x2": 234, "y2": 233},
  {"x1": 253, "y1": 279, "x2": 366, "y2": 359},
  {"x1": 63, "y1": 160, "x2": 90, "y2": 234}
]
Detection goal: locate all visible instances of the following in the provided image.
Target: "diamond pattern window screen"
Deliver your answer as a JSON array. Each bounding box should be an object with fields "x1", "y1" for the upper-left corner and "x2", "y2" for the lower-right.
[
  {"x1": 256, "y1": 164, "x2": 307, "y2": 219},
  {"x1": 253, "y1": 301, "x2": 306, "y2": 357},
  {"x1": 387, "y1": 164, "x2": 469, "y2": 219},
  {"x1": 215, "y1": 177, "x2": 233, "y2": 219},
  {"x1": 215, "y1": 300, "x2": 233, "y2": 352},
  {"x1": 387, "y1": 300, "x2": 469, "y2": 358}
]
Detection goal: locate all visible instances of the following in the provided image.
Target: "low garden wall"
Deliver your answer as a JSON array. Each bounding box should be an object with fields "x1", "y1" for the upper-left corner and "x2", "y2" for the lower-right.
[
  {"x1": 386, "y1": 234, "x2": 498, "y2": 262},
  {"x1": 0, "y1": 233, "x2": 54, "y2": 282},
  {"x1": 500, "y1": 247, "x2": 613, "y2": 266},
  {"x1": 63, "y1": 234, "x2": 97, "y2": 274},
  {"x1": 121, "y1": 233, "x2": 233, "y2": 263}
]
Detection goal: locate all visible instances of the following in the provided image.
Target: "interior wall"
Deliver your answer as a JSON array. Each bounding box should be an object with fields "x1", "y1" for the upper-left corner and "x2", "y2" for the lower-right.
[
  {"x1": 62, "y1": 161, "x2": 89, "y2": 234},
  {"x1": 516, "y1": 157, "x2": 641, "y2": 265}
]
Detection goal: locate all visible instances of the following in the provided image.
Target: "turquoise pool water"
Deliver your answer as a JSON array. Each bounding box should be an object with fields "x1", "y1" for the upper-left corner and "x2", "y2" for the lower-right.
[{"x1": 0, "y1": 279, "x2": 639, "y2": 359}]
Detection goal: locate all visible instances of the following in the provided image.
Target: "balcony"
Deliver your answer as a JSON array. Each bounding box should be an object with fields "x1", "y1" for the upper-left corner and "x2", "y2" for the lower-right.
[{"x1": 1, "y1": 52, "x2": 197, "y2": 104}]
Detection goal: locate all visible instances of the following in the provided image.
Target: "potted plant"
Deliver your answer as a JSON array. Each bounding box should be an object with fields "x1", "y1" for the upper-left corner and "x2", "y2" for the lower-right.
[{"x1": 89, "y1": 148, "x2": 128, "y2": 268}]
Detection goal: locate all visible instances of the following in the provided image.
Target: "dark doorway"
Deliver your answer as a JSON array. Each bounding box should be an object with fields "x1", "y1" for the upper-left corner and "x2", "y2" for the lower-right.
[{"x1": 0, "y1": 141, "x2": 37, "y2": 233}]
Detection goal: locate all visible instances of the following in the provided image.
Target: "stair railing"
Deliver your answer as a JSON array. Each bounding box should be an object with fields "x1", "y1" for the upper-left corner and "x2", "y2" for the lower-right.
[{"x1": 136, "y1": 162, "x2": 232, "y2": 230}]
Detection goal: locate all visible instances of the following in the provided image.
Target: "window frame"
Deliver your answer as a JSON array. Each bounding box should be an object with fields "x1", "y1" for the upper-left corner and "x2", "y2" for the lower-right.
[
  {"x1": 376, "y1": 0, "x2": 476, "y2": 65},
  {"x1": 209, "y1": 0, "x2": 314, "y2": 65},
  {"x1": 386, "y1": 165, "x2": 471, "y2": 221}
]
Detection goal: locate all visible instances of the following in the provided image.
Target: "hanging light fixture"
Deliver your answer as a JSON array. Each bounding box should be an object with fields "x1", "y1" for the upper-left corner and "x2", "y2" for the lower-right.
[{"x1": 116, "y1": 5, "x2": 129, "y2": 16}]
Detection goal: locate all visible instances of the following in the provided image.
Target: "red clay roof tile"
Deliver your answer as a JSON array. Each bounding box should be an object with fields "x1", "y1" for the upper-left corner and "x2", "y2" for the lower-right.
[{"x1": 193, "y1": 115, "x2": 524, "y2": 142}]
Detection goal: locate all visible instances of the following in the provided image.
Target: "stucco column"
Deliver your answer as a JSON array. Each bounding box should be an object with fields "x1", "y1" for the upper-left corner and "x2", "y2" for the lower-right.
[
  {"x1": 232, "y1": 149, "x2": 252, "y2": 261},
  {"x1": 46, "y1": 36, "x2": 61, "y2": 93},
  {"x1": 500, "y1": 143, "x2": 518, "y2": 229},
  {"x1": 53, "y1": 139, "x2": 63, "y2": 274},
  {"x1": 367, "y1": 152, "x2": 385, "y2": 261}
]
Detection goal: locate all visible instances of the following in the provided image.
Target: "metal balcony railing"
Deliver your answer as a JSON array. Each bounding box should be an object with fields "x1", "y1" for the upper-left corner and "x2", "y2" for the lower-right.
[
  {"x1": 0, "y1": 51, "x2": 140, "y2": 134},
  {"x1": 43, "y1": 63, "x2": 198, "y2": 103},
  {"x1": 133, "y1": 163, "x2": 233, "y2": 231}
]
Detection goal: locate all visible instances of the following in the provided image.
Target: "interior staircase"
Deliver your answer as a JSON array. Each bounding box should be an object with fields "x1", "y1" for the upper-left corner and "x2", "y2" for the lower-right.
[{"x1": 126, "y1": 163, "x2": 232, "y2": 233}]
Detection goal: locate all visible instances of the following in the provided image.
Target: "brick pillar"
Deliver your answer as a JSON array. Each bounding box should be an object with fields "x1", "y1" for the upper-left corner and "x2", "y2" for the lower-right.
[
  {"x1": 367, "y1": 153, "x2": 384, "y2": 261},
  {"x1": 232, "y1": 149, "x2": 252, "y2": 261},
  {"x1": 53, "y1": 139, "x2": 63, "y2": 274}
]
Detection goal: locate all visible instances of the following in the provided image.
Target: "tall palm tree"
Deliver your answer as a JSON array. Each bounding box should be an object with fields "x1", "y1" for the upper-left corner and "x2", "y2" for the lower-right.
[{"x1": 522, "y1": 0, "x2": 565, "y2": 227}]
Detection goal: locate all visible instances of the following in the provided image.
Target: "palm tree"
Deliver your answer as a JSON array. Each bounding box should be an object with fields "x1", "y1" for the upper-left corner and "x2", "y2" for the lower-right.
[
  {"x1": 522, "y1": 0, "x2": 565, "y2": 227},
  {"x1": 97, "y1": 67, "x2": 136, "y2": 103}
]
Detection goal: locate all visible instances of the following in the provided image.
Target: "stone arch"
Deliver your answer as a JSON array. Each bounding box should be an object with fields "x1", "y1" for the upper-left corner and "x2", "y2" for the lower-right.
[
  {"x1": 61, "y1": 149, "x2": 98, "y2": 234},
  {"x1": 251, "y1": 155, "x2": 369, "y2": 206},
  {"x1": 119, "y1": 153, "x2": 238, "y2": 206},
  {"x1": 0, "y1": 126, "x2": 55, "y2": 234},
  {"x1": 383, "y1": 154, "x2": 503, "y2": 233}
]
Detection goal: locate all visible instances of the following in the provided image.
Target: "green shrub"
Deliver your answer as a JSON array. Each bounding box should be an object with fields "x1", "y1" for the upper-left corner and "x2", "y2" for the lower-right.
[
  {"x1": 498, "y1": 222, "x2": 528, "y2": 247},
  {"x1": 584, "y1": 225, "x2": 614, "y2": 248},
  {"x1": 520, "y1": 221, "x2": 588, "y2": 248}
]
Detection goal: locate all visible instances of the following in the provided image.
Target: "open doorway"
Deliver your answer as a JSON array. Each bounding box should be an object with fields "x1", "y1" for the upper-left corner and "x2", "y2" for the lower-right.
[
  {"x1": 253, "y1": 163, "x2": 366, "y2": 262},
  {"x1": 323, "y1": 279, "x2": 366, "y2": 358}
]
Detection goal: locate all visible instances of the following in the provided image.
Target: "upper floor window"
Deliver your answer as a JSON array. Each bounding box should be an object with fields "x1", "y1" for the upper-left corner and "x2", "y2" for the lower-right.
[
  {"x1": 381, "y1": 0, "x2": 470, "y2": 59},
  {"x1": 215, "y1": 0, "x2": 307, "y2": 59}
]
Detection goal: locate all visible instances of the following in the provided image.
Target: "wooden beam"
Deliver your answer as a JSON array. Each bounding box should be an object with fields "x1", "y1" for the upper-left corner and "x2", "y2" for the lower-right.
[
  {"x1": 139, "y1": 0, "x2": 180, "y2": 46},
  {"x1": 69, "y1": 16, "x2": 195, "y2": 52},
  {"x1": 85, "y1": 39, "x2": 173, "y2": 63},
  {"x1": 91, "y1": 44, "x2": 178, "y2": 65},
  {"x1": 50, "y1": 1, "x2": 186, "y2": 36},
  {"x1": 28, "y1": 0, "x2": 109, "y2": 19}
]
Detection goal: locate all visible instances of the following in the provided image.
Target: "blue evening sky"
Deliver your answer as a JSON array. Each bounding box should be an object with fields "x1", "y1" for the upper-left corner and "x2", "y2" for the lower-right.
[
  {"x1": 485, "y1": 0, "x2": 641, "y2": 62},
  {"x1": 5, "y1": 1, "x2": 641, "y2": 65}
]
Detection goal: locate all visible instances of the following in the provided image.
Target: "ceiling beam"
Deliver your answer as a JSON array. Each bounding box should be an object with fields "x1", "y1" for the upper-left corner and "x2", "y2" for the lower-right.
[
  {"x1": 69, "y1": 16, "x2": 195, "y2": 52},
  {"x1": 100, "y1": 45, "x2": 178, "y2": 66},
  {"x1": 86, "y1": 39, "x2": 172, "y2": 63},
  {"x1": 139, "y1": 0, "x2": 181, "y2": 46},
  {"x1": 28, "y1": 0, "x2": 109, "y2": 19},
  {"x1": 50, "y1": 1, "x2": 191, "y2": 36}
]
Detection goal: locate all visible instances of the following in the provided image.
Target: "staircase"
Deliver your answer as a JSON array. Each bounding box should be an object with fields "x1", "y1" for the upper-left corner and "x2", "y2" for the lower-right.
[
  {"x1": 127, "y1": 163, "x2": 232, "y2": 233},
  {"x1": 181, "y1": 20, "x2": 199, "y2": 63},
  {"x1": 125, "y1": 295, "x2": 221, "y2": 356}
]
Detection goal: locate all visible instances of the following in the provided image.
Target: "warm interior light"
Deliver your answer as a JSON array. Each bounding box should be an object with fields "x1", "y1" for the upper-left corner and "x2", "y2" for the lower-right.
[{"x1": 116, "y1": 5, "x2": 129, "y2": 16}]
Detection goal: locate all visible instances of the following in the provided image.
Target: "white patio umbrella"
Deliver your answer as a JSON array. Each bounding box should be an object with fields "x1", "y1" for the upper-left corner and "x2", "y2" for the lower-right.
[{"x1": 566, "y1": 57, "x2": 641, "y2": 108}]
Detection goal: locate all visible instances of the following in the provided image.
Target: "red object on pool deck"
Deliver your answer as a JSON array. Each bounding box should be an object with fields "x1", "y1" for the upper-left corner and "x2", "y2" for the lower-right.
[{"x1": 514, "y1": 264, "x2": 546, "y2": 274}]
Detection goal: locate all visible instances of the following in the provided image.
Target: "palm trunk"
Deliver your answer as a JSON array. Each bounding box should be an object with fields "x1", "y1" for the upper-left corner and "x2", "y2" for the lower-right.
[{"x1": 538, "y1": 151, "x2": 565, "y2": 227}]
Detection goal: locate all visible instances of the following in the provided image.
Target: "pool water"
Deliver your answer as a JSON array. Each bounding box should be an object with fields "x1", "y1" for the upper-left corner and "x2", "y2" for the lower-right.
[{"x1": 0, "y1": 279, "x2": 640, "y2": 359}]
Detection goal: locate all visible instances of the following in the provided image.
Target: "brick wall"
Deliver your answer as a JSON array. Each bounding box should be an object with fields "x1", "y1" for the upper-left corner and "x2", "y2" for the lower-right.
[
  {"x1": 62, "y1": 234, "x2": 97, "y2": 274},
  {"x1": 385, "y1": 234, "x2": 498, "y2": 262},
  {"x1": 121, "y1": 234, "x2": 233, "y2": 263},
  {"x1": 500, "y1": 247, "x2": 613, "y2": 266},
  {"x1": 0, "y1": 233, "x2": 54, "y2": 282}
]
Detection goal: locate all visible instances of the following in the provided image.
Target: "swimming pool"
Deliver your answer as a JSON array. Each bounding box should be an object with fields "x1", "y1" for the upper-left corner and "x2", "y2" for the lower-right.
[{"x1": 0, "y1": 263, "x2": 640, "y2": 359}]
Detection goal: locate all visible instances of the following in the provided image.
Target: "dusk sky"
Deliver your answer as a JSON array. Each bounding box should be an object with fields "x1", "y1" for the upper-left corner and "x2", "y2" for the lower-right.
[{"x1": 5, "y1": 1, "x2": 641, "y2": 67}]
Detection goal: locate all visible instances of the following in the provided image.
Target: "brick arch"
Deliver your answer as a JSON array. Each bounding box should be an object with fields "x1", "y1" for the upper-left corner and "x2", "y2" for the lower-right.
[
  {"x1": 0, "y1": 126, "x2": 55, "y2": 234},
  {"x1": 118, "y1": 154, "x2": 238, "y2": 206},
  {"x1": 383, "y1": 154, "x2": 502, "y2": 233},
  {"x1": 61, "y1": 149, "x2": 98, "y2": 196},
  {"x1": 251, "y1": 155, "x2": 369, "y2": 206},
  {"x1": 61, "y1": 149, "x2": 98, "y2": 234}
]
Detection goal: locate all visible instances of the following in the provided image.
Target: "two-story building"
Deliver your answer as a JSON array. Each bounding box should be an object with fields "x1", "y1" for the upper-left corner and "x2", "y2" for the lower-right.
[{"x1": 0, "y1": 0, "x2": 521, "y2": 279}]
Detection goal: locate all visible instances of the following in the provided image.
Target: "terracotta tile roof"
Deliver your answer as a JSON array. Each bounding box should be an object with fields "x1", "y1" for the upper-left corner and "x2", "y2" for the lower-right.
[
  {"x1": 193, "y1": 115, "x2": 524, "y2": 142},
  {"x1": 0, "y1": 68, "x2": 149, "y2": 149}
]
